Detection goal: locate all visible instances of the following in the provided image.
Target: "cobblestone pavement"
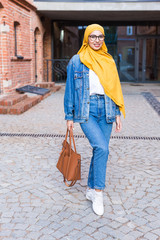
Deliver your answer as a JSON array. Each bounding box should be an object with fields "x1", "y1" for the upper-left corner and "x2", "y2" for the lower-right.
[{"x1": 0, "y1": 83, "x2": 160, "y2": 240}]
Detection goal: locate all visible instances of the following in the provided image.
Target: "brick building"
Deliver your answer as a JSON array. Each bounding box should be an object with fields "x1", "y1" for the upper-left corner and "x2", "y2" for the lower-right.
[
  {"x1": 0, "y1": 0, "x2": 160, "y2": 96},
  {"x1": 0, "y1": 0, "x2": 52, "y2": 94}
]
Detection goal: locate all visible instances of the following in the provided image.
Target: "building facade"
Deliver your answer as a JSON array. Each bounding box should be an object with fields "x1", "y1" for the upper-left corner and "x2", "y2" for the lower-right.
[{"x1": 0, "y1": 0, "x2": 160, "y2": 95}]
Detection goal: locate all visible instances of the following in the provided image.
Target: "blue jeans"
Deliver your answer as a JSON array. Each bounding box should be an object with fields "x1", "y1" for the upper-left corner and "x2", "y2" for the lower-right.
[{"x1": 80, "y1": 95, "x2": 113, "y2": 190}]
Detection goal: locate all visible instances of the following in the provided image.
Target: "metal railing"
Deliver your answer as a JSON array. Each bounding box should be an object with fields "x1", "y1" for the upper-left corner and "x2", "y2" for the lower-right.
[{"x1": 44, "y1": 59, "x2": 70, "y2": 83}]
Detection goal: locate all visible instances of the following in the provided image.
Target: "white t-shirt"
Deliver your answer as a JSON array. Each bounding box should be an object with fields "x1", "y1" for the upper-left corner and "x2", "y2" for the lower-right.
[{"x1": 89, "y1": 69, "x2": 104, "y2": 95}]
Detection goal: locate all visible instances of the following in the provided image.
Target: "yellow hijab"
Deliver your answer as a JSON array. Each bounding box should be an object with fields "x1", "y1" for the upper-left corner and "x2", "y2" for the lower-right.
[{"x1": 78, "y1": 24, "x2": 125, "y2": 118}]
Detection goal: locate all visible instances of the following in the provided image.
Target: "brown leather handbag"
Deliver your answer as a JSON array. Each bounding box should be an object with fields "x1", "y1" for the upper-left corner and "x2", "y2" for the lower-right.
[{"x1": 56, "y1": 129, "x2": 81, "y2": 187}]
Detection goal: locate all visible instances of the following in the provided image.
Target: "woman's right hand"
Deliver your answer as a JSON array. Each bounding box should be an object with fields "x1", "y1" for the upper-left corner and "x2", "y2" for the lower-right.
[
  {"x1": 67, "y1": 120, "x2": 74, "y2": 131},
  {"x1": 115, "y1": 115, "x2": 122, "y2": 133}
]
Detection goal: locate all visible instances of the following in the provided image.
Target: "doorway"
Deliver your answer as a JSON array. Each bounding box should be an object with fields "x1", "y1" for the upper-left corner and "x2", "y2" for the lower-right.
[
  {"x1": 34, "y1": 30, "x2": 38, "y2": 82},
  {"x1": 135, "y1": 36, "x2": 160, "y2": 82},
  {"x1": 34, "y1": 28, "x2": 41, "y2": 82}
]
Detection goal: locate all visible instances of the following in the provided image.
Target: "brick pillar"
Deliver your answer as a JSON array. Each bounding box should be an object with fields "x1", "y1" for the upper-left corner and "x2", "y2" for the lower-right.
[{"x1": 43, "y1": 18, "x2": 52, "y2": 82}]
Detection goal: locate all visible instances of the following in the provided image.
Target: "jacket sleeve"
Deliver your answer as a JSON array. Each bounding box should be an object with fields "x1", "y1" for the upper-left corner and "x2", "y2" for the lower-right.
[
  {"x1": 64, "y1": 59, "x2": 75, "y2": 121},
  {"x1": 115, "y1": 104, "x2": 121, "y2": 116}
]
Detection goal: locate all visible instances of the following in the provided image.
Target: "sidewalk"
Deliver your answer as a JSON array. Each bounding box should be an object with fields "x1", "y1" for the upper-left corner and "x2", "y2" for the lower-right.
[{"x1": 0, "y1": 83, "x2": 160, "y2": 240}]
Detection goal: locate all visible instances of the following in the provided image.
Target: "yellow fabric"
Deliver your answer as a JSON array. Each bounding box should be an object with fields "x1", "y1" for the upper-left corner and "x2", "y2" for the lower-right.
[{"x1": 77, "y1": 24, "x2": 125, "y2": 118}]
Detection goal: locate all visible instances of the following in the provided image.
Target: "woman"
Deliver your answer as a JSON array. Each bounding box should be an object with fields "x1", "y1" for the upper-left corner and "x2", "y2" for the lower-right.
[{"x1": 64, "y1": 24, "x2": 125, "y2": 216}]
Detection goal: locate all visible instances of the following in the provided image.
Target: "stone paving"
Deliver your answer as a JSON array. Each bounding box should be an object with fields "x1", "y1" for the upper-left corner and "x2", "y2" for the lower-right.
[{"x1": 0, "y1": 83, "x2": 160, "y2": 240}]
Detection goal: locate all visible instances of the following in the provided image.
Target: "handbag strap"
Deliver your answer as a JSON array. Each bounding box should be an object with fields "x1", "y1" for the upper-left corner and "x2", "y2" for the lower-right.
[
  {"x1": 69, "y1": 129, "x2": 77, "y2": 153},
  {"x1": 64, "y1": 129, "x2": 76, "y2": 153},
  {"x1": 64, "y1": 128, "x2": 69, "y2": 144}
]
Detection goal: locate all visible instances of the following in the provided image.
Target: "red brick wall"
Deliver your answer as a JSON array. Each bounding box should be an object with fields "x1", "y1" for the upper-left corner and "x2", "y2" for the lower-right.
[
  {"x1": 11, "y1": 60, "x2": 32, "y2": 89},
  {"x1": 43, "y1": 19, "x2": 52, "y2": 82},
  {"x1": 0, "y1": 0, "x2": 50, "y2": 94}
]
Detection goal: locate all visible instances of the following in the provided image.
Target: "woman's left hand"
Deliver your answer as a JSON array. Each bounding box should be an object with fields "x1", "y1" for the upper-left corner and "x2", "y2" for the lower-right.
[{"x1": 115, "y1": 115, "x2": 122, "y2": 133}]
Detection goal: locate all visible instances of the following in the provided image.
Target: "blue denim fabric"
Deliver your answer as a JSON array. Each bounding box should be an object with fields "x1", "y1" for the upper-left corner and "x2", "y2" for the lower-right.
[
  {"x1": 64, "y1": 54, "x2": 121, "y2": 123},
  {"x1": 80, "y1": 95, "x2": 113, "y2": 190}
]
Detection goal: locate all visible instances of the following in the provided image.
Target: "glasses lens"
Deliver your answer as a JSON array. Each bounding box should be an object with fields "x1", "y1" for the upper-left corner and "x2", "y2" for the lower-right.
[
  {"x1": 89, "y1": 35, "x2": 96, "y2": 41},
  {"x1": 99, "y1": 36, "x2": 104, "y2": 41}
]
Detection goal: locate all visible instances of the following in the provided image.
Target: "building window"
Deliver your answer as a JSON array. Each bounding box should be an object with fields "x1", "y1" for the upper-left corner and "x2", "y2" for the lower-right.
[
  {"x1": 14, "y1": 21, "x2": 20, "y2": 57},
  {"x1": 127, "y1": 26, "x2": 133, "y2": 36},
  {"x1": 0, "y1": 3, "x2": 4, "y2": 8}
]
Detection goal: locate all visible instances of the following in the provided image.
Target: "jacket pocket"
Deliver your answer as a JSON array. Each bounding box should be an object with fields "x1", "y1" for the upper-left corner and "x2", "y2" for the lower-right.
[{"x1": 74, "y1": 72, "x2": 83, "y2": 90}]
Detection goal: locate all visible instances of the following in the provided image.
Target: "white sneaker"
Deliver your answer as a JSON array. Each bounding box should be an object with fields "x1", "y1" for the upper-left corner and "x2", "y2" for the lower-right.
[
  {"x1": 86, "y1": 188, "x2": 104, "y2": 216},
  {"x1": 86, "y1": 188, "x2": 94, "y2": 201}
]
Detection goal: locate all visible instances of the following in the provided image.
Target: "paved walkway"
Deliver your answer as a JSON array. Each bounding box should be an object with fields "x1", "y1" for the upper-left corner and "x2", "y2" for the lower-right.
[{"x1": 0, "y1": 83, "x2": 160, "y2": 240}]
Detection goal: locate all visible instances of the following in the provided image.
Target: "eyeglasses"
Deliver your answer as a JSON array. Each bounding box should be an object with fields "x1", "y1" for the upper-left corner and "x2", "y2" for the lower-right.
[{"x1": 89, "y1": 35, "x2": 105, "y2": 42}]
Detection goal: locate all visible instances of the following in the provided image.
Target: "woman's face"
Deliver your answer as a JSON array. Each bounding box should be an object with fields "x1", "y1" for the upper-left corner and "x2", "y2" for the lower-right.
[{"x1": 88, "y1": 30, "x2": 104, "y2": 51}]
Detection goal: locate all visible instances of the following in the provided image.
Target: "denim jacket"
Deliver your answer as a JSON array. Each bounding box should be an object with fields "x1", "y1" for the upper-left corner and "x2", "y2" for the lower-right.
[{"x1": 64, "y1": 54, "x2": 121, "y2": 123}]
